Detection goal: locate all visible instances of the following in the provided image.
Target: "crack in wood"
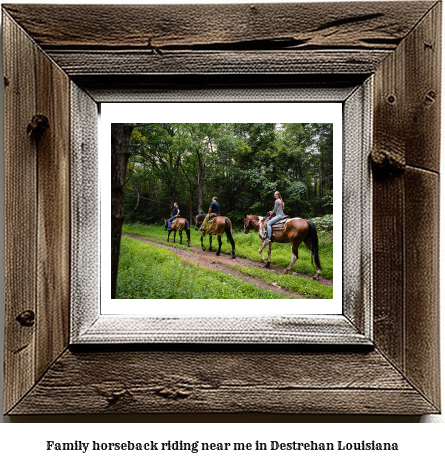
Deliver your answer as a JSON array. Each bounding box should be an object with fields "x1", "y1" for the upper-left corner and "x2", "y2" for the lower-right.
[{"x1": 312, "y1": 13, "x2": 385, "y2": 32}]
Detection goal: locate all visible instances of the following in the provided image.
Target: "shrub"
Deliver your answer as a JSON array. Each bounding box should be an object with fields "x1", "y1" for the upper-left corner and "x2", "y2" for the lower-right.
[{"x1": 310, "y1": 214, "x2": 333, "y2": 232}]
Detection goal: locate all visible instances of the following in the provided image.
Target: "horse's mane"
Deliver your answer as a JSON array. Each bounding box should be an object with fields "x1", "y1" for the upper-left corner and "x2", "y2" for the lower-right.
[{"x1": 196, "y1": 213, "x2": 206, "y2": 222}]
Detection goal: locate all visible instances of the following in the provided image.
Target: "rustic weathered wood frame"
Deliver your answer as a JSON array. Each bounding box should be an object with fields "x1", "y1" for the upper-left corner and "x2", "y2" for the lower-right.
[{"x1": 3, "y1": 2, "x2": 440, "y2": 415}]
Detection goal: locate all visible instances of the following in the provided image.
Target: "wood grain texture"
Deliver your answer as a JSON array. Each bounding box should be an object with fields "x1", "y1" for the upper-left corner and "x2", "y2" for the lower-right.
[
  {"x1": 342, "y1": 81, "x2": 372, "y2": 336},
  {"x1": 3, "y1": 10, "x2": 71, "y2": 412},
  {"x1": 74, "y1": 316, "x2": 370, "y2": 345},
  {"x1": 35, "y1": 42, "x2": 71, "y2": 380},
  {"x1": 372, "y1": 3, "x2": 441, "y2": 411},
  {"x1": 46, "y1": 50, "x2": 391, "y2": 76},
  {"x1": 70, "y1": 83, "x2": 100, "y2": 339},
  {"x1": 404, "y1": 167, "x2": 440, "y2": 407},
  {"x1": 372, "y1": 176, "x2": 405, "y2": 368},
  {"x1": 2, "y1": 2, "x2": 435, "y2": 50},
  {"x1": 8, "y1": 349, "x2": 437, "y2": 415},
  {"x1": 78, "y1": 75, "x2": 365, "y2": 103},
  {"x1": 404, "y1": 2, "x2": 441, "y2": 172},
  {"x1": 3, "y1": 12, "x2": 38, "y2": 414}
]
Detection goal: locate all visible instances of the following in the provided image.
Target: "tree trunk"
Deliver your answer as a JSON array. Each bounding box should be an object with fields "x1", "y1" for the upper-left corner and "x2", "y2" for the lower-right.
[
  {"x1": 197, "y1": 173, "x2": 204, "y2": 214},
  {"x1": 190, "y1": 190, "x2": 194, "y2": 224},
  {"x1": 111, "y1": 123, "x2": 136, "y2": 299}
]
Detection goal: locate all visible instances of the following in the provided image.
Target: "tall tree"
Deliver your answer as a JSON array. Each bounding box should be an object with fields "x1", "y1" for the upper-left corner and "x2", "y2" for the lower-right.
[
  {"x1": 131, "y1": 124, "x2": 182, "y2": 213},
  {"x1": 181, "y1": 123, "x2": 235, "y2": 214},
  {"x1": 111, "y1": 123, "x2": 150, "y2": 299}
]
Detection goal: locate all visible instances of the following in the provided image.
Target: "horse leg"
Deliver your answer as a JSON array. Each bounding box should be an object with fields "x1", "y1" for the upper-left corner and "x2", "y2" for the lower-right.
[
  {"x1": 201, "y1": 235, "x2": 205, "y2": 251},
  {"x1": 258, "y1": 240, "x2": 269, "y2": 266},
  {"x1": 266, "y1": 241, "x2": 272, "y2": 268},
  {"x1": 209, "y1": 236, "x2": 213, "y2": 252},
  {"x1": 216, "y1": 234, "x2": 222, "y2": 256},
  {"x1": 173, "y1": 230, "x2": 177, "y2": 243},
  {"x1": 179, "y1": 230, "x2": 183, "y2": 244},
  {"x1": 167, "y1": 231, "x2": 171, "y2": 243},
  {"x1": 283, "y1": 241, "x2": 299, "y2": 274}
]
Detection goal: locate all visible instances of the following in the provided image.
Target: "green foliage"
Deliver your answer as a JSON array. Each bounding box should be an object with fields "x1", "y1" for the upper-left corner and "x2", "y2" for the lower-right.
[
  {"x1": 116, "y1": 236, "x2": 287, "y2": 299},
  {"x1": 224, "y1": 210, "x2": 246, "y2": 224},
  {"x1": 123, "y1": 122, "x2": 334, "y2": 225},
  {"x1": 248, "y1": 201, "x2": 266, "y2": 216},
  {"x1": 310, "y1": 214, "x2": 333, "y2": 232}
]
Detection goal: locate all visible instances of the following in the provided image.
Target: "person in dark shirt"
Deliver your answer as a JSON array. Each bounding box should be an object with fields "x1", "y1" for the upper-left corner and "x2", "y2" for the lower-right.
[
  {"x1": 200, "y1": 196, "x2": 220, "y2": 231},
  {"x1": 167, "y1": 202, "x2": 180, "y2": 231}
]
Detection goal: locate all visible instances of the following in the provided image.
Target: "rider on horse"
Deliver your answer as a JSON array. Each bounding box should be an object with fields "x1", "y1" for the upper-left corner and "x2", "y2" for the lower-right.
[
  {"x1": 167, "y1": 202, "x2": 180, "y2": 231},
  {"x1": 200, "y1": 196, "x2": 220, "y2": 232},
  {"x1": 263, "y1": 191, "x2": 285, "y2": 242}
]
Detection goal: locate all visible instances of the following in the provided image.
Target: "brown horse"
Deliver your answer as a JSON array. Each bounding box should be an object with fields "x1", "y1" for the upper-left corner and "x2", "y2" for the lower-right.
[
  {"x1": 194, "y1": 214, "x2": 235, "y2": 258},
  {"x1": 164, "y1": 218, "x2": 191, "y2": 247},
  {"x1": 243, "y1": 214, "x2": 321, "y2": 279}
]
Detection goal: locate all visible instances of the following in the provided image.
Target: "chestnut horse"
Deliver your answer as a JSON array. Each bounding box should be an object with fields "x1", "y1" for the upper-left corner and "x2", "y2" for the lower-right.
[
  {"x1": 194, "y1": 214, "x2": 236, "y2": 259},
  {"x1": 243, "y1": 214, "x2": 321, "y2": 279},
  {"x1": 164, "y1": 218, "x2": 191, "y2": 247}
]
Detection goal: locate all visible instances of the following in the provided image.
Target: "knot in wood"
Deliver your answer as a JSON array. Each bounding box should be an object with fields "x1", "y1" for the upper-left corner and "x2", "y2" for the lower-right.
[
  {"x1": 370, "y1": 148, "x2": 405, "y2": 178},
  {"x1": 16, "y1": 310, "x2": 35, "y2": 327},
  {"x1": 424, "y1": 90, "x2": 436, "y2": 105},
  {"x1": 105, "y1": 390, "x2": 128, "y2": 405},
  {"x1": 154, "y1": 386, "x2": 191, "y2": 400},
  {"x1": 27, "y1": 115, "x2": 49, "y2": 140}
]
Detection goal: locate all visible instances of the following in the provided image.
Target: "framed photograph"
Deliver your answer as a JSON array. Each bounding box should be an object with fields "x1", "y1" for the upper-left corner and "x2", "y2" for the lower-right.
[{"x1": 3, "y1": 2, "x2": 440, "y2": 415}]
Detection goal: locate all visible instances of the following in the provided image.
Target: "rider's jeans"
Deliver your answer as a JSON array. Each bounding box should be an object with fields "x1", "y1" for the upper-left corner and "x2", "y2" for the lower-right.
[
  {"x1": 168, "y1": 215, "x2": 179, "y2": 228},
  {"x1": 267, "y1": 214, "x2": 283, "y2": 240}
]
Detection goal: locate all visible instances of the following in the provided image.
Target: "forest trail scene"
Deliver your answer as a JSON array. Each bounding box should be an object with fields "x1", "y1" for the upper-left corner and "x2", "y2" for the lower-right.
[
  {"x1": 113, "y1": 123, "x2": 335, "y2": 300},
  {"x1": 118, "y1": 223, "x2": 333, "y2": 300}
]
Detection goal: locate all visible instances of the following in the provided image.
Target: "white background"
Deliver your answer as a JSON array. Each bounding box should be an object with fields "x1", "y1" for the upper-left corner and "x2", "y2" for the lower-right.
[
  {"x1": 100, "y1": 102, "x2": 343, "y2": 315},
  {"x1": 1, "y1": 0, "x2": 444, "y2": 462}
]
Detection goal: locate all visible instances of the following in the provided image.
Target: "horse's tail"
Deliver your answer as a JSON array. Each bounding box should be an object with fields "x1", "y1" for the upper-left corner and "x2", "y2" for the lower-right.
[
  {"x1": 184, "y1": 219, "x2": 191, "y2": 242},
  {"x1": 225, "y1": 218, "x2": 236, "y2": 257},
  {"x1": 307, "y1": 220, "x2": 321, "y2": 270},
  {"x1": 225, "y1": 219, "x2": 233, "y2": 240}
]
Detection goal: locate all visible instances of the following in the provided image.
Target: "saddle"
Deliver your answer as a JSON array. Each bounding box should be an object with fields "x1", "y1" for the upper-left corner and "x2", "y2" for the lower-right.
[
  {"x1": 208, "y1": 214, "x2": 220, "y2": 225},
  {"x1": 260, "y1": 215, "x2": 290, "y2": 240},
  {"x1": 270, "y1": 215, "x2": 290, "y2": 231}
]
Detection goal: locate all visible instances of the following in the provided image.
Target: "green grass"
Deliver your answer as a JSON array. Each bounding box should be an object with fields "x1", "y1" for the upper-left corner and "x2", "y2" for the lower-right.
[
  {"x1": 117, "y1": 236, "x2": 288, "y2": 299},
  {"x1": 122, "y1": 222, "x2": 334, "y2": 279},
  {"x1": 228, "y1": 265, "x2": 333, "y2": 299}
]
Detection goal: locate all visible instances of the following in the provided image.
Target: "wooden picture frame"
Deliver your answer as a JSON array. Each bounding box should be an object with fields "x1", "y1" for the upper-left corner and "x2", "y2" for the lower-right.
[{"x1": 3, "y1": 2, "x2": 440, "y2": 415}]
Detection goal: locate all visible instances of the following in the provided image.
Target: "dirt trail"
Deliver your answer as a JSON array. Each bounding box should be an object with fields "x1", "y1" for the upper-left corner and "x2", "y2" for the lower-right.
[{"x1": 123, "y1": 233, "x2": 332, "y2": 300}]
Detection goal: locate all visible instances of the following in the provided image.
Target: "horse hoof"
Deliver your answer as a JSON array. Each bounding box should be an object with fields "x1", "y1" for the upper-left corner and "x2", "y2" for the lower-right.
[
  {"x1": 231, "y1": 255, "x2": 236, "y2": 259},
  {"x1": 265, "y1": 262, "x2": 270, "y2": 268},
  {"x1": 216, "y1": 252, "x2": 220, "y2": 256}
]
